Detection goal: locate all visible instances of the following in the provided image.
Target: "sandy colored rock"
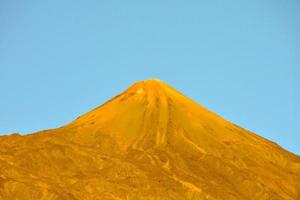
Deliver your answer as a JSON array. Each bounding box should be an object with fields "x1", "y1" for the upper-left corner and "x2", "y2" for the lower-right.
[{"x1": 0, "y1": 79, "x2": 299, "y2": 199}]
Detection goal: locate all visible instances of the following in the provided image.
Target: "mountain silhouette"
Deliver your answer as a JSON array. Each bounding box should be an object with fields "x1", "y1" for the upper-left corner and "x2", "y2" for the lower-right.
[{"x1": 0, "y1": 79, "x2": 299, "y2": 200}]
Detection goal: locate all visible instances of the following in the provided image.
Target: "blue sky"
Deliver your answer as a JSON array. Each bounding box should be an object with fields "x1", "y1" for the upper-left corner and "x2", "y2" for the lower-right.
[{"x1": 0, "y1": 1, "x2": 299, "y2": 154}]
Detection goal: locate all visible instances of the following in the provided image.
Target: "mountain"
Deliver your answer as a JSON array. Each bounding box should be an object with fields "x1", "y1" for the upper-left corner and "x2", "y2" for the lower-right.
[{"x1": 0, "y1": 79, "x2": 299, "y2": 200}]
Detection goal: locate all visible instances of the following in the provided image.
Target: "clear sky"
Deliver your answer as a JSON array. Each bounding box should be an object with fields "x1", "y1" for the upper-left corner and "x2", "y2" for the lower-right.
[{"x1": 0, "y1": 1, "x2": 299, "y2": 154}]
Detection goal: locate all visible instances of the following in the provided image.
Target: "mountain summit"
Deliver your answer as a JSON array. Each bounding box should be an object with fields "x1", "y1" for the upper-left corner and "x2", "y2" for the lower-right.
[{"x1": 0, "y1": 79, "x2": 299, "y2": 200}]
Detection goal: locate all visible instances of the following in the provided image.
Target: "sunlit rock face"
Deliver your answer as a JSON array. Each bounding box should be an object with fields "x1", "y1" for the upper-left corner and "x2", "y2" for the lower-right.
[{"x1": 0, "y1": 79, "x2": 299, "y2": 200}]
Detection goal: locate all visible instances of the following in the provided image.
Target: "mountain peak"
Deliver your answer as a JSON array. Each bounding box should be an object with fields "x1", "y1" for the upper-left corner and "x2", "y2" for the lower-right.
[
  {"x1": 138, "y1": 78, "x2": 163, "y2": 83},
  {"x1": 126, "y1": 79, "x2": 169, "y2": 94},
  {"x1": 144, "y1": 78, "x2": 163, "y2": 83},
  {"x1": 120, "y1": 79, "x2": 179, "y2": 108},
  {"x1": 1, "y1": 80, "x2": 299, "y2": 200}
]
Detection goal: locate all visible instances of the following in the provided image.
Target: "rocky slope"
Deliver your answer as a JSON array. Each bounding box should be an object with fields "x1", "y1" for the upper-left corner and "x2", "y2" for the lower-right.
[{"x1": 0, "y1": 79, "x2": 299, "y2": 200}]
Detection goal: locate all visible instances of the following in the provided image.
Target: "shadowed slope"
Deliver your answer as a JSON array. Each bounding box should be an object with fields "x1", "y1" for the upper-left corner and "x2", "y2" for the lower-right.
[{"x1": 0, "y1": 79, "x2": 299, "y2": 200}]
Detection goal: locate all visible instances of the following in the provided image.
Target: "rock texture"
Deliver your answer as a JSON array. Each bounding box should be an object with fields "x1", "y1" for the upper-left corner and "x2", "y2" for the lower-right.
[{"x1": 0, "y1": 79, "x2": 299, "y2": 200}]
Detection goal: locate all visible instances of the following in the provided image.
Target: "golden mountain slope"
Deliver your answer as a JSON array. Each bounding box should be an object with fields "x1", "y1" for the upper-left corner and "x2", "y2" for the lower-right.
[{"x1": 0, "y1": 79, "x2": 299, "y2": 200}]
